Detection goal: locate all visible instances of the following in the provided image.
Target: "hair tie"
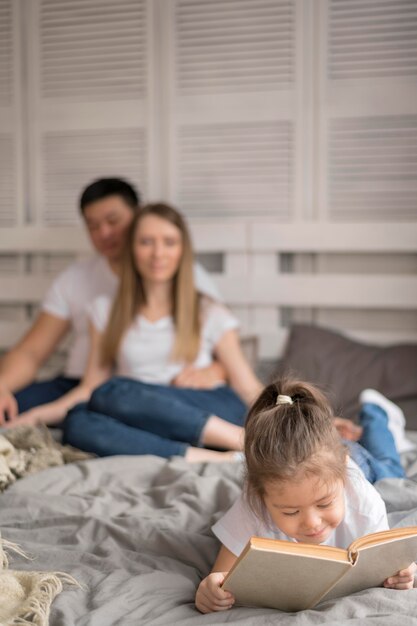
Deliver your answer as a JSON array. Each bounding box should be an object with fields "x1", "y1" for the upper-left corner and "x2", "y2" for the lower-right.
[{"x1": 276, "y1": 394, "x2": 293, "y2": 406}]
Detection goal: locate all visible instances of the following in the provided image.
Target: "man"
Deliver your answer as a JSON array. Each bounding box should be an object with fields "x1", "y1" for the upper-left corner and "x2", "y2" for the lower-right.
[{"x1": 0, "y1": 178, "x2": 224, "y2": 423}]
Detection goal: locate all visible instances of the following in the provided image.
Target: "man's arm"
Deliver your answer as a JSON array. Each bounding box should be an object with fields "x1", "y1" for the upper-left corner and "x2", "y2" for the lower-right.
[
  {"x1": 11, "y1": 322, "x2": 110, "y2": 428},
  {"x1": 0, "y1": 312, "x2": 70, "y2": 422}
]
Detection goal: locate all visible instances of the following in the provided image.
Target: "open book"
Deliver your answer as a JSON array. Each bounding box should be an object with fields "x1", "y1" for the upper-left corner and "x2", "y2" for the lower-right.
[{"x1": 222, "y1": 527, "x2": 417, "y2": 611}]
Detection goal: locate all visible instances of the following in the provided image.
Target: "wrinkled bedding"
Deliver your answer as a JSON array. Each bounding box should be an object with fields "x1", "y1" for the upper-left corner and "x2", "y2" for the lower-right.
[{"x1": 1, "y1": 445, "x2": 417, "y2": 626}]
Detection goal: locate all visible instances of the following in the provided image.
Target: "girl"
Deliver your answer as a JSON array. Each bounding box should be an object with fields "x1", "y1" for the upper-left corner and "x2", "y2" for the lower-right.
[
  {"x1": 195, "y1": 379, "x2": 416, "y2": 613},
  {"x1": 15, "y1": 203, "x2": 263, "y2": 462}
]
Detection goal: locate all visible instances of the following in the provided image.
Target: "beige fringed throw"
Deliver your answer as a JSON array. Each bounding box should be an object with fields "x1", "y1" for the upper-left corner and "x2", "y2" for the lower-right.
[
  {"x1": 0, "y1": 425, "x2": 93, "y2": 492},
  {"x1": 0, "y1": 532, "x2": 79, "y2": 626}
]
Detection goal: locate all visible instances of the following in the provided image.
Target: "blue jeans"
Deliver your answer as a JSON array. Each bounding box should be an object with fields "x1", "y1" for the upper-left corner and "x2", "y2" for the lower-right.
[
  {"x1": 62, "y1": 377, "x2": 246, "y2": 458},
  {"x1": 345, "y1": 402, "x2": 405, "y2": 483},
  {"x1": 15, "y1": 376, "x2": 80, "y2": 414}
]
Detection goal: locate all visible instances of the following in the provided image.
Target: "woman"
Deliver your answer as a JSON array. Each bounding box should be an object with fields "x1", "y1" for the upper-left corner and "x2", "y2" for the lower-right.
[{"x1": 16, "y1": 203, "x2": 263, "y2": 462}]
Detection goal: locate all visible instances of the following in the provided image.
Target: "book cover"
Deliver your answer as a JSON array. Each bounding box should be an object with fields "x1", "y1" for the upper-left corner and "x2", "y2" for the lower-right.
[{"x1": 222, "y1": 527, "x2": 417, "y2": 611}]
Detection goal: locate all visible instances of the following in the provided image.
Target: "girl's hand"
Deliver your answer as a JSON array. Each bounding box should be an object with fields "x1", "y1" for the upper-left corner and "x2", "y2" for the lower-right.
[
  {"x1": 384, "y1": 562, "x2": 416, "y2": 589},
  {"x1": 195, "y1": 572, "x2": 235, "y2": 613}
]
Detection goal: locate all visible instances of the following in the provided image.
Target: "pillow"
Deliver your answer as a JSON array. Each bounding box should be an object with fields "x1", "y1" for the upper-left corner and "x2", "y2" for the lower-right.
[{"x1": 277, "y1": 324, "x2": 417, "y2": 429}]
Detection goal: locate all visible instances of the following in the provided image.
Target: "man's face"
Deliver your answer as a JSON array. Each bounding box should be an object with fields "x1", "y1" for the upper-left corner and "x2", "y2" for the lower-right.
[{"x1": 83, "y1": 195, "x2": 135, "y2": 262}]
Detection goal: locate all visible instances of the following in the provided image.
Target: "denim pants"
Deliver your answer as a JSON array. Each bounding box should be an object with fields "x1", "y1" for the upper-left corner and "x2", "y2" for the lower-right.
[
  {"x1": 345, "y1": 402, "x2": 405, "y2": 483},
  {"x1": 62, "y1": 377, "x2": 246, "y2": 458},
  {"x1": 15, "y1": 376, "x2": 80, "y2": 414}
]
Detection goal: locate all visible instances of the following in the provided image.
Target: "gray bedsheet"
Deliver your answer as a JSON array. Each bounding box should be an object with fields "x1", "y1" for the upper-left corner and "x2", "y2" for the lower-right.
[{"x1": 1, "y1": 452, "x2": 417, "y2": 626}]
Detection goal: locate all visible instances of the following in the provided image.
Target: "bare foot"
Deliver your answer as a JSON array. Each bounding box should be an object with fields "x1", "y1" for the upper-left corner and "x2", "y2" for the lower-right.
[{"x1": 199, "y1": 416, "x2": 244, "y2": 451}]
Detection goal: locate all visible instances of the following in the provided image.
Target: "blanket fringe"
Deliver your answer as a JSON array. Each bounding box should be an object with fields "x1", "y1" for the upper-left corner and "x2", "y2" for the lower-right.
[
  {"x1": 4, "y1": 572, "x2": 80, "y2": 626},
  {"x1": 0, "y1": 539, "x2": 31, "y2": 570}
]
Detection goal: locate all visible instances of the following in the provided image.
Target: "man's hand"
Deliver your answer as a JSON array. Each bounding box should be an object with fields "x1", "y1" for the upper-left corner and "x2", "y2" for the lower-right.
[
  {"x1": 0, "y1": 383, "x2": 18, "y2": 425},
  {"x1": 333, "y1": 417, "x2": 363, "y2": 442},
  {"x1": 384, "y1": 562, "x2": 416, "y2": 590},
  {"x1": 195, "y1": 572, "x2": 235, "y2": 613},
  {"x1": 172, "y1": 362, "x2": 226, "y2": 389},
  {"x1": 3, "y1": 408, "x2": 40, "y2": 429}
]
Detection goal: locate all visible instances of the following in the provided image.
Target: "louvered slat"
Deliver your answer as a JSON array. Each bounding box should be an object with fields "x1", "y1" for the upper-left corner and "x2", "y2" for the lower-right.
[
  {"x1": 42, "y1": 129, "x2": 146, "y2": 225},
  {"x1": 0, "y1": 134, "x2": 15, "y2": 225},
  {"x1": 40, "y1": 0, "x2": 147, "y2": 100},
  {"x1": 329, "y1": 0, "x2": 417, "y2": 79},
  {"x1": 0, "y1": 0, "x2": 12, "y2": 107},
  {"x1": 177, "y1": 121, "x2": 293, "y2": 218},
  {"x1": 328, "y1": 115, "x2": 417, "y2": 220},
  {"x1": 176, "y1": 0, "x2": 294, "y2": 94}
]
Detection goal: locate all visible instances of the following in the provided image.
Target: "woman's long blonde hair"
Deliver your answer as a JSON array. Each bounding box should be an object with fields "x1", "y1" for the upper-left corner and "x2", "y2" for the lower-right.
[{"x1": 100, "y1": 203, "x2": 201, "y2": 366}]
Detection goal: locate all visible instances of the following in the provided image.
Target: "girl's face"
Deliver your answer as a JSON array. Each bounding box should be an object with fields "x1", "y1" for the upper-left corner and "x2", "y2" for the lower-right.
[
  {"x1": 133, "y1": 214, "x2": 183, "y2": 284},
  {"x1": 262, "y1": 473, "x2": 345, "y2": 545}
]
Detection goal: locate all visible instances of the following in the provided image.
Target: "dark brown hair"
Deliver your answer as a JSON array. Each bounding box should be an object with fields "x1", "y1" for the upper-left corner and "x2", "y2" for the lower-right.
[
  {"x1": 100, "y1": 203, "x2": 200, "y2": 366},
  {"x1": 244, "y1": 379, "x2": 347, "y2": 516}
]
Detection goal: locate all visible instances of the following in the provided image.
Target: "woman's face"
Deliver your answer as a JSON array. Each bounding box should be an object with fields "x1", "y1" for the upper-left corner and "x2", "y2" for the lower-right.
[{"x1": 133, "y1": 214, "x2": 183, "y2": 284}]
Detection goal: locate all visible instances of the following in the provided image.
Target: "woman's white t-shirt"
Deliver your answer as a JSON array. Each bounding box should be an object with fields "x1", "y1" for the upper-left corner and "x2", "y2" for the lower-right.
[
  {"x1": 89, "y1": 295, "x2": 239, "y2": 385},
  {"x1": 212, "y1": 458, "x2": 389, "y2": 555},
  {"x1": 41, "y1": 257, "x2": 222, "y2": 378}
]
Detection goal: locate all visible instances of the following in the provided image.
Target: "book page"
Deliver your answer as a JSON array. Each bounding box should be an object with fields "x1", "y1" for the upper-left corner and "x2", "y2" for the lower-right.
[{"x1": 322, "y1": 534, "x2": 417, "y2": 602}]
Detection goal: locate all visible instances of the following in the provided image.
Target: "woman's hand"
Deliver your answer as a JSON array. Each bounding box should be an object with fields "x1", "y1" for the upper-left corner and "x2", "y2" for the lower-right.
[
  {"x1": 384, "y1": 562, "x2": 416, "y2": 589},
  {"x1": 0, "y1": 383, "x2": 18, "y2": 424},
  {"x1": 172, "y1": 362, "x2": 226, "y2": 389},
  {"x1": 195, "y1": 572, "x2": 235, "y2": 613}
]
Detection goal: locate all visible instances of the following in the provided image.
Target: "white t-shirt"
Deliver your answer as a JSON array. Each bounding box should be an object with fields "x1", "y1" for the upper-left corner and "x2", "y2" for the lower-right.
[
  {"x1": 41, "y1": 255, "x2": 222, "y2": 378},
  {"x1": 212, "y1": 458, "x2": 389, "y2": 556},
  {"x1": 89, "y1": 295, "x2": 238, "y2": 385}
]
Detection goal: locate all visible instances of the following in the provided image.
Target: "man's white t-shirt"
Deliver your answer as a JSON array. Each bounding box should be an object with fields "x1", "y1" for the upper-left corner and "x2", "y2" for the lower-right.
[
  {"x1": 212, "y1": 458, "x2": 389, "y2": 556},
  {"x1": 88, "y1": 295, "x2": 238, "y2": 385},
  {"x1": 41, "y1": 256, "x2": 222, "y2": 378}
]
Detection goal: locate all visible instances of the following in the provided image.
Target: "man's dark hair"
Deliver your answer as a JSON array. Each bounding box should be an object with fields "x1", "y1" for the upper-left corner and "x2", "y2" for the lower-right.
[{"x1": 79, "y1": 178, "x2": 140, "y2": 214}]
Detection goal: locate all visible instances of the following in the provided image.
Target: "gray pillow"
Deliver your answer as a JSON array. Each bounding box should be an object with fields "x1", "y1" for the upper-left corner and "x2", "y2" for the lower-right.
[{"x1": 276, "y1": 325, "x2": 417, "y2": 429}]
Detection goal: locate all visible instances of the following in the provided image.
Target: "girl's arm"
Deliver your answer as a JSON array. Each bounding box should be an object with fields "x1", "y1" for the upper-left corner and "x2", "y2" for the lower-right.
[
  {"x1": 214, "y1": 329, "x2": 264, "y2": 405},
  {"x1": 8, "y1": 323, "x2": 111, "y2": 428},
  {"x1": 195, "y1": 545, "x2": 237, "y2": 614}
]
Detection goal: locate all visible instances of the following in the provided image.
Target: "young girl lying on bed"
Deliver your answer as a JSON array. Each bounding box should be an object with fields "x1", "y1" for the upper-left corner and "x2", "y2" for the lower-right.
[{"x1": 195, "y1": 379, "x2": 416, "y2": 613}]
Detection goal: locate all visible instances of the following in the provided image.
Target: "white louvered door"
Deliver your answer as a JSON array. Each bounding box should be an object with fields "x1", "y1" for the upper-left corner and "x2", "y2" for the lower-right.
[
  {"x1": 162, "y1": 0, "x2": 303, "y2": 221},
  {"x1": 26, "y1": 0, "x2": 153, "y2": 225},
  {"x1": 317, "y1": 0, "x2": 417, "y2": 221},
  {"x1": 0, "y1": 0, "x2": 24, "y2": 226}
]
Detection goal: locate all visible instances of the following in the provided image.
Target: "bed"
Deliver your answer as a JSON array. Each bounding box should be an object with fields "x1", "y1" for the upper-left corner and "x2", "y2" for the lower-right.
[{"x1": 1, "y1": 324, "x2": 417, "y2": 625}]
